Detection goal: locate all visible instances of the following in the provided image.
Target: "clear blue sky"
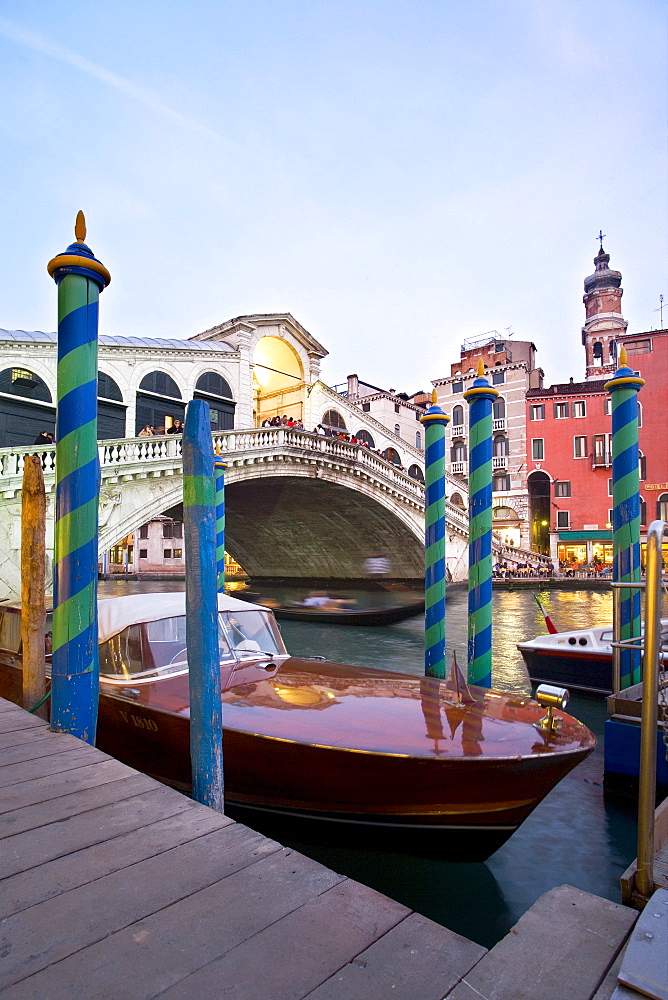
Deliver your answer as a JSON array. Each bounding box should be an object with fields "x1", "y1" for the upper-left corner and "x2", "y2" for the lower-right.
[{"x1": 0, "y1": 1, "x2": 665, "y2": 393}]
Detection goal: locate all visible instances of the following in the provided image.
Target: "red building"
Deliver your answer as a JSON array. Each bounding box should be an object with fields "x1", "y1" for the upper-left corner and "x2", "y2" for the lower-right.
[{"x1": 525, "y1": 245, "x2": 668, "y2": 568}]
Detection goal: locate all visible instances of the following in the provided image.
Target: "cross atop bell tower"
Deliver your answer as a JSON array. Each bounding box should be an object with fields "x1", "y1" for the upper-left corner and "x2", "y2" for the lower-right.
[{"x1": 581, "y1": 237, "x2": 627, "y2": 379}]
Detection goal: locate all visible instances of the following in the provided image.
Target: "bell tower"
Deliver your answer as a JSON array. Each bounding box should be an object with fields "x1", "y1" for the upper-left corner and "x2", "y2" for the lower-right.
[{"x1": 582, "y1": 235, "x2": 627, "y2": 379}]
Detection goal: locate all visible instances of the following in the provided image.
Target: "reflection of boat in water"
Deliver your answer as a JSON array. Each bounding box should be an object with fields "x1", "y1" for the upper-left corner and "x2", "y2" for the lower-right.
[
  {"x1": 517, "y1": 620, "x2": 668, "y2": 695},
  {"x1": 0, "y1": 592, "x2": 595, "y2": 860}
]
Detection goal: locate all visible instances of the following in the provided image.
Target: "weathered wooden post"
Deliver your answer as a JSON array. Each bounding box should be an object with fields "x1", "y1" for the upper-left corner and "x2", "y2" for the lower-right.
[
  {"x1": 419, "y1": 393, "x2": 449, "y2": 678},
  {"x1": 21, "y1": 456, "x2": 47, "y2": 718},
  {"x1": 464, "y1": 360, "x2": 498, "y2": 688},
  {"x1": 605, "y1": 346, "x2": 644, "y2": 688},
  {"x1": 214, "y1": 458, "x2": 228, "y2": 592},
  {"x1": 47, "y1": 212, "x2": 110, "y2": 742},
  {"x1": 183, "y1": 399, "x2": 224, "y2": 811}
]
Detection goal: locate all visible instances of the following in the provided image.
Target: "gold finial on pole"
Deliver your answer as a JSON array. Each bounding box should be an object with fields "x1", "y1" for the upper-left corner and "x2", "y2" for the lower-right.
[
  {"x1": 477, "y1": 359, "x2": 485, "y2": 377},
  {"x1": 431, "y1": 389, "x2": 438, "y2": 404},
  {"x1": 74, "y1": 210, "x2": 87, "y2": 244},
  {"x1": 619, "y1": 345, "x2": 627, "y2": 366}
]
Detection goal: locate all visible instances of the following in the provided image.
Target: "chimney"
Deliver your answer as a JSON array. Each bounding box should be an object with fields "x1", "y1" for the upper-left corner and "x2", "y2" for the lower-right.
[{"x1": 347, "y1": 374, "x2": 359, "y2": 401}]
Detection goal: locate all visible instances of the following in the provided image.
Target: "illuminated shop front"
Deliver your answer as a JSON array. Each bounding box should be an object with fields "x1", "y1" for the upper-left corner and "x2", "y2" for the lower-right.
[
  {"x1": 556, "y1": 531, "x2": 613, "y2": 568},
  {"x1": 492, "y1": 505, "x2": 521, "y2": 548}
]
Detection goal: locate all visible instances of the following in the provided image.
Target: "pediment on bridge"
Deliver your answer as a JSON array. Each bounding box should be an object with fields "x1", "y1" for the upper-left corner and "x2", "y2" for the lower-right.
[{"x1": 190, "y1": 313, "x2": 328, "y2": 360}]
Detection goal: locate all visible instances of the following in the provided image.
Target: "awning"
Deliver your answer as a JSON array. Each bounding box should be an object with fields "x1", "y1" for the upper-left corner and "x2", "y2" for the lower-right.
[{"x1": 557, "y1": 531, "x2": 612, "y2": 541}]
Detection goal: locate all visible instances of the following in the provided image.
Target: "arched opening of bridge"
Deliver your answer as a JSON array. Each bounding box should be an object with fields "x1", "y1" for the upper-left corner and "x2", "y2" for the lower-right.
[
  {"x1": 136, "y1": 371, "x2": 184, "y2": 434},
  {"x1": 253, "y1": 337, "x2": 304, "y2": 426},
  {"x1": 195, "y1": 371, "x2": 235, "y2": 431},
  {"x1": 98, "y1": 371, "x2": 126, "y2": 439},
  {"x1": 528, "y1": 471, "x2": 551, "y2": 554},
  {"x1": 224, "y1": 476, "x2": 424, "y2": 583}
]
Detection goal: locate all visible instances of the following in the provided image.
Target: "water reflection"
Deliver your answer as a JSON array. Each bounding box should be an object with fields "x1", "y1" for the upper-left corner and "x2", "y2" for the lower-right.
[{"x1": 98, "y1": 579, "x2": 638, "y2": 948}]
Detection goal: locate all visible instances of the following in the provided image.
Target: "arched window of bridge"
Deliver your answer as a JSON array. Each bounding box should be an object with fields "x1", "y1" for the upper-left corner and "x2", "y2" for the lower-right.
[
  {"x1": 0, "y1": 367, "x2": 55, "y2": 447},
  {"x1": 408, "y1": 464, "x2": 424, "y2": 483},
  {"x1": 382, "y1": 447, "x2": 402, "y2": 466},
  {"x1": 450, "y1": 492, "x2": 465, "y2": 509},
  {"x1": 195, "y1": 371, "x2": 236, "y2": 431},
  {"x1": 136, "y1": 370, "x2": 184, "y2": 435},
  {"x1": 323, "y1": 409, "x2": 346, "y2": 430},
  {"x1": 356, "y1": 429, "x2": 375, "y2": 448},
  {"x1": 98, "y1": 371, "x2": 126, "y2": 440}
]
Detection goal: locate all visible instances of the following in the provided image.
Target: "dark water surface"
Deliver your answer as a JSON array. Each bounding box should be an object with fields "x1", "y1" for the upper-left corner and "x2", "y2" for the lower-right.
[{"x1": 99, "y1": 579, "x2": 636, "y2": 948}]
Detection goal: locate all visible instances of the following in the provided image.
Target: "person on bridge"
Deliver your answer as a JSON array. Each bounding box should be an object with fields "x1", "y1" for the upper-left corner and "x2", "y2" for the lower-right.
[
  {"x1": 34, "y1": 431, "x2": 54, "y2": 446},
  {"x1": 138, "y1": 425, "x2": 154, "y2": 437},
  {"x1": 167, "y1": 419, "x2": 183, "y2": 435}
]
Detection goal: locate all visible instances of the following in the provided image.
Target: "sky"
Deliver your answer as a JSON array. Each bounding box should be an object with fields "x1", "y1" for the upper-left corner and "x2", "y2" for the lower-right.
[{"x1": 0, "y1": 1, "x2": 665, "y2": 394}]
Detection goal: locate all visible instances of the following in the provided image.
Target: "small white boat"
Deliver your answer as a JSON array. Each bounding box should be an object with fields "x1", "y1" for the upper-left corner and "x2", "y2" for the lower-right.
[{"x1": 518, "y1": 620, "x2": 668, "y2": 695}]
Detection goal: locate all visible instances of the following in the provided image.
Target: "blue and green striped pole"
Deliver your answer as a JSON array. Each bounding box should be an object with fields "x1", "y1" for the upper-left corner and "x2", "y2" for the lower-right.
[
  {"x1": 463, "y1": 361, "x2": 498, "y2": 688},
  {"x1": 605, "y1": 347, "x2": 644, "y2": 688},
  {"x1": 184, "y1": 399, "x2": 224, "y2": 810},
  {"x1": 419, "y1": 394, "x2": 449, "y2": 678},
  {"x1": 47, "y1": 212, "x2": 110, "y2": 742},
  {"x1": 214, "y1": 457, "x2": 228, "y2": 592}
]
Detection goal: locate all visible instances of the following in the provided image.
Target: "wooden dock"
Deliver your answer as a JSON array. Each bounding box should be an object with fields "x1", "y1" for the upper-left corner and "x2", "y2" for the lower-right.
[{"x1": 0, "y1": 695, "x2": 643, "y2": 999}]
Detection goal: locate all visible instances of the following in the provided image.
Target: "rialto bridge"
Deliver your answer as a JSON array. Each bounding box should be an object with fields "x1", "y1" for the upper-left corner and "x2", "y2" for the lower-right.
[{"x1": 0, "y1": 428, "x2": 479, "y2": 600}]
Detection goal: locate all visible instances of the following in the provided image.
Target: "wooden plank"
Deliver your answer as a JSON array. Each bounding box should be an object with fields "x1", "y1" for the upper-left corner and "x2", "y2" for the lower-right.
[
  {"x1": 0, "y1": 731, "x2": 88, "y2": 766},
  {"x1": 0, "y1": 759, "x2": 148, "y2": 820},
  {"x1": 0, "y1": 746, "x2": 110, "y2": 787},
  {"x1": 0, "y1": 696, "x2": 23, "y2": 712},
  {"x1": 2, "y1": 839, "x2": 337, "y2": 994},
  {"x1": 0, "y1": 725, "x2": 63, "y2": 750},
  {"x1": 1, "y1": 805, "x2": 232, "y2": 917},
  {"x1": 0, "y1": 780, "x2": 189, "y2": 877},
  {"x1": 153, "y1": 878, "x2": 411, "y2": 1000},
  {"x1": 0, "y1": 708, "x2": 48, "y2": 733},
  {"x1": 446, "y1": 885, "x2": 638, "y2": 1000},
  {"x1": 304, "y1": 911, "x2": 486, "y2": 1000}
]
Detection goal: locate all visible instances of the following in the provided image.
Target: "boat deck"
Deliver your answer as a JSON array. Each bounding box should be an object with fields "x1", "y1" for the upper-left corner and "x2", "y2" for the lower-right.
[{"x1": 0, "y1": 695, "x2": 645, "y2": 1000}]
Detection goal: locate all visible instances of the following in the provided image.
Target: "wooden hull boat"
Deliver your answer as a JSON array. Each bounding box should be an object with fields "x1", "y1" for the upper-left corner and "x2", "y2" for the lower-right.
[
  {"x1": 272, "y1": 601, "x2": 425, "y2": 625},
  {"x1": 518, "y1": 620, "x2": 668, "y2": 696},
  {"x1": 0, "y1": 593, "x2": 595, "y2": 860}
]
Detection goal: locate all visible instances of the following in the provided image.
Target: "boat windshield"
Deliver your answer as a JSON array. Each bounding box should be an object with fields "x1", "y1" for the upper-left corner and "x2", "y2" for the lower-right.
[{"x1": 99, "y1": 609, "x2": 286, "y2": 681}]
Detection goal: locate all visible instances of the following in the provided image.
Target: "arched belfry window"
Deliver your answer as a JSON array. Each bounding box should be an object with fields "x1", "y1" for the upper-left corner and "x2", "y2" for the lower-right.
[
  {"x1": 593, "y1": 342, "x2": 603, "y2": 366},
  {"x1": 323, "y1": 409, "x2": 346, "y2": 429}
]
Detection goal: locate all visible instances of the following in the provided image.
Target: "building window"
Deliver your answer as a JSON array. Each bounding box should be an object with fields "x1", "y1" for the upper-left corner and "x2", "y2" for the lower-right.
[
  {"x1": 640, "y1": 499, "x2": 646, "y2": 527},
  {"x1": 624, "y1": 339, "x2": 651, "y2": 355},
  {"x1": 173, "y1": 549, "x2": 183, "y2": 559},
  {"x1": 605, "y1": 397, "x2": 612, "y2": 415},
  {"x1": 163, "y1": 521, "x2": 183, "y2": 539},
  {"x1": 574, "y1": 436, "x2": 587, "y2": 458},
  {"x1": 451, "y1": 442, "x2": 467, "y2": 462},
  {"x1": 394, "y1": 403, "x2": 400, "y2": 413},
  {"x1": 657, "y1": 494, "x2": 668, "y2": 520},
  {"x1": 493, "y1": 474, "x2": 511, "y2": 491},
  {"x1": 394, "y1": 423, "x2": 400, "y2": 436},
  {"x1": 492, "y1": 371, "x2": 505, "y2": 384},
  {"x1": 452, "y1": 404, "x2": 464, "y2": 427},
  {"x1": 639, "y1": 453, "x2": 646, "y2": 481},
  {"x1": 494, "y1": 434, "x2": 509, "y2": 456},
  {"x1": 493, "y1": 397, "x2": 505, "y2": 419},
  {"x1": 556, "y1": 510, "x2": 570, "y2": 528},
  {"x1": 573, "y1": 401, "x2": 586, "y2": 418},
  {"x1": 139, "y1": 549, "x2": 147, "y2": 559},
  {"x1": 554, "y1": 481, "x2": 571, "y2": 498},
  {"x1": 608, "y1": 478, "x2": 613, "y2": 496},
  {"x1": 530, "y1": 404, "x2": 545, "y2": 421},
  {"x1": 139, "y1": 525, "x2": 149, "y2": 539},
  {"x1": 532, "y1": 438, "x2": 544, "y2": 461},
  {"x1": 554, "y1": 402, "x2": 568, "y2": 419},
  {"x1": 637, "y1": 402, "x2": 642, "y2": 428},
  {"x1": 452, "y1": 381, "x2": 463, "y2": 394},
  {"x1": 362, "y1": 402, "x2": 370, "y2": 412},
  {"x1": 415, "y1": 431, "x2": 421, "y2": 449},
  {"x1": 164, "y1": 549, "x2": 172, "y2": 559},
  {"x1": 109, "y1": 545, "x2": 125, "y2": 564},
  {"x1": 608, "y1": 510, "x2": 614, "y2": 527}
]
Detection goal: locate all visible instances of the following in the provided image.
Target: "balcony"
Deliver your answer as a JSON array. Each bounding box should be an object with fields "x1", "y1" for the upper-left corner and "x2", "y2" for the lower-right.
[
  {"x1": 492, "y1": 418, "x2": 506, "y2": 432},
  {"x1": 450, "y1": 461, "x2": 467, "y2": 476},
  {"x1": 592, "y1": 453, "x2": 612, "y2": 468},
  {"x1": 450, "y1": 424, "x2": 465, "y2": 438},
  {"x1": 492, "y1": 455, "x2": 508, "y2": 470}
]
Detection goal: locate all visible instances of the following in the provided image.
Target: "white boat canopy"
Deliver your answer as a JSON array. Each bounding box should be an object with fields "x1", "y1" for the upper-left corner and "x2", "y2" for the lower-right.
[{"x1": 97, "y1": 592, "x2": 268, "y2": 644}]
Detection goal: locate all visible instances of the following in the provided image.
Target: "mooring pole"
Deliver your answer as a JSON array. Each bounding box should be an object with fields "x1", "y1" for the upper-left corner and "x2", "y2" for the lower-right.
[
  {"x1": 419, "y1": 393, "x2": 450, "y2": 678},
  {"x1": 214, "y1": 458, "x2": 228, "y2": 593},
  {"x1": 605, "y1": 346, "x2": 644, "y2": 688},
  {"x1": 464, "y1": 360, "x2": 498, "y2": 688},
  {"x1": 183, "y1": 399, "x2": 224, "y2": 811},
  {"x1": 47, "y1": 212, "x2": 110, "y2": 742},
  {"x1": 21, "y1": 455, "x2": 47, "y2": 719}
]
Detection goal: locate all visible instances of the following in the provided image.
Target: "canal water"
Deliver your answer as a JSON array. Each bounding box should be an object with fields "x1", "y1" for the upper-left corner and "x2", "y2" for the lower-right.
[{"x1": 99, "y1": 579, "x2": 638, "y2": 948}]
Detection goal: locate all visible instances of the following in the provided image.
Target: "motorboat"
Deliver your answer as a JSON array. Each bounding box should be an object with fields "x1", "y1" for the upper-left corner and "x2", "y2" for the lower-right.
[
  {"x1": 0, "y1": 592, "x2": 596, "y2": 860},
  {"x1": 518, "y1": 620, "x2": 668, "y2": 696},
  {"x1": 253, "y1": 599, "x2": 425, "y2": 626}
]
